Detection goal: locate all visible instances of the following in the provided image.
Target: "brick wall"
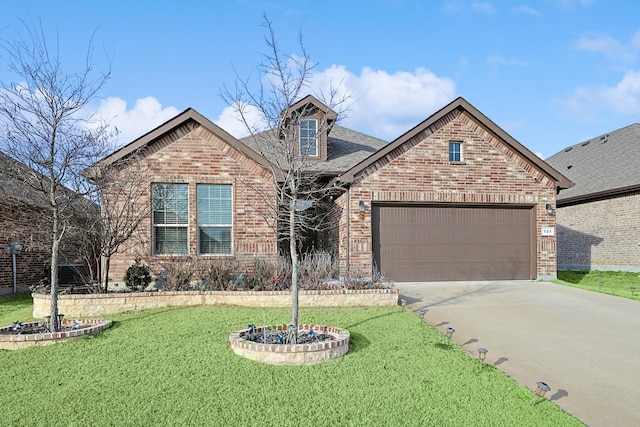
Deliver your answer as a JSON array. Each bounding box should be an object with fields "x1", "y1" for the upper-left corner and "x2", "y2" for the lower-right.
[
  {"x1": 0, "y1": 202, "x2": 92, "y2": 290},
  {"x1": 0, "y1": 203, "x2": 50, "y2": 289},
  {"x1": 107, "y1": 123, "x2": 278, "y2": 282},
  {"x1": 334, "y1": 109, "x2": 558, "y2": 280},
  {"x1": 557, "y1": 190, "x2": 640, "y2": 271}
]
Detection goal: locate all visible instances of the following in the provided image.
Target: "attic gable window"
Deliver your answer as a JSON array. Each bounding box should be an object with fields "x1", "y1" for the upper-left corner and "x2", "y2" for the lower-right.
[
  {"x1": 300, "y1": 119, "x2": 318, "y2": 156},
  {"x1": 449, "y1": 141, "x2": 462, "y2": 162}
]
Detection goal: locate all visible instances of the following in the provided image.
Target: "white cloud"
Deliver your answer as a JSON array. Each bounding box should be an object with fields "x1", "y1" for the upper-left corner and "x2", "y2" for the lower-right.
[
  {"x1": 214, "y1": 103, "x2": 262, "y2": 139},
  {"x1": 511, "y1": 5, "x2": 541, "y2": 15},
  {"x1": 89, "y1": 97, "x2": 180, "y2": 147},
  {"x1": 560, "y1": 69, "x2": 640, "y2": 120},
  {"x1": 471, "y1": 1, "x2": 496, "y2": 14},
  {"x1": 442, "y1": 0, "x2": 495, "y2": 14},
  {"x1": 215, "y1": 65, "x2": 457, "y2": 141},
  {"x1": 574, "y1": 31, "x2": 640, "y2": 64},
  {"x1": 486, "y1": 54, "x2": 532, "y2": 67}
]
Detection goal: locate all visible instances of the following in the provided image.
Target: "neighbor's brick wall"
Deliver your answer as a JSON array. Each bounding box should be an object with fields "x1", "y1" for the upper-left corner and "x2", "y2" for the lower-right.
[
  {"x1": 335, "y1": 109, "x2": 558, "y2": 280},
  {"x1": 557, "y1": 191, "x2": 640, "y2": 271},
  {"x1": 0, "y1": 203, "x2": 50, "y2": 289},
  {"x1": 0, "y1": 202, "x2": 93, "y2": 289},
  {"x1": 107, "y1": 122, "x2": 278, "y2": 282}
]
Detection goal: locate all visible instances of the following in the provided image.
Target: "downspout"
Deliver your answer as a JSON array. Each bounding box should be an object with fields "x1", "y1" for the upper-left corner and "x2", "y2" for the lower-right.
[{"x1": 345, "y1": 187, "x2": 350, "y2": 276}]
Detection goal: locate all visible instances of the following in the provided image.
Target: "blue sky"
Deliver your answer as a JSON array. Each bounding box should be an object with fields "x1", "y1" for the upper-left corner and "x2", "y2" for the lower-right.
[{"x1": 1, "y1": 0, "x2": 639, "y2": 158}]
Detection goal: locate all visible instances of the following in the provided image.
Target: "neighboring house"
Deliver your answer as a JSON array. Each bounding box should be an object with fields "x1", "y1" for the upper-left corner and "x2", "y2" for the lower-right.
[
  {"x1": 546, "y1": 124, "x2": 640, "y2": 272},
  {"x1": 0, "y1": 151, "x2": 89, "y2": 290},
  {"x1": 99, "y1": 96, "x2": 572, "y2": 283}
]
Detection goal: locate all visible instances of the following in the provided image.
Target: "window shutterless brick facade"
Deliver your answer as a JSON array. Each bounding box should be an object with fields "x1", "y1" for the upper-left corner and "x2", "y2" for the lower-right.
[
  {"x1": 106, "y1": 121, "x2": 277, "y2": 282},
  {"x1": 330, "y1": 105, "x2": 564, "y2": 281}
]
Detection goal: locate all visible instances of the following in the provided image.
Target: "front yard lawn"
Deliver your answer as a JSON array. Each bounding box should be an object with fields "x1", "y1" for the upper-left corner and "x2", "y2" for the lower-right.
[
  {"x1": 0, "y1": 298, "x2": 582, "y2": 426},
  {"x1": 555, "y1": 270, "x2": 640, "y2": 301}
]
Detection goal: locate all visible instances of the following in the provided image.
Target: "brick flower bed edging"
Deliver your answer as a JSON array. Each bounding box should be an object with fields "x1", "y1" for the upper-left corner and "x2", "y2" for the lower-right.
[
  {"x1": 229, "y1": 324, "x2": 350, "y2": 365},
  {"x1": 32, "y1": 288, "x2": 399, "y2": 318},
  {"x1": 0, "y1": 318, "x2": 112, "y2": 350}
]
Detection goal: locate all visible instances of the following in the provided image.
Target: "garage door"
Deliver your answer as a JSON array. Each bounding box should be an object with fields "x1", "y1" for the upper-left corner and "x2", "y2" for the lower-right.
[{"x1": 372, "y1": 205, "x2": 534, "y2": 281}]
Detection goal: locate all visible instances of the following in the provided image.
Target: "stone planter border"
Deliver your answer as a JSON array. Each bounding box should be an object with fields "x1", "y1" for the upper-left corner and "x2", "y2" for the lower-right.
[
  {"x1": 229, "y1": 324, "x2": 350, "y2": 365},
  {"x1": 32, "y1": 288, "x2": 399, "y2": 318},
  {"x1": 0, "y1": 318, "x2": 112, "y2": 350}
]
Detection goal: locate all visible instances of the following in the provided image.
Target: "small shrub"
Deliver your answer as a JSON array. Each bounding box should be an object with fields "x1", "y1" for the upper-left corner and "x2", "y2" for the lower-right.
[
  {"x1": 158, "y1": 260, "x2": 195, "y2": 291},
  {"x1": 200, "y1": 259, "x2": 240, "y2": 290},
  {"x1": 245, "y1": 258, "x2": 277, "y2": 291},
  {"x1": 123, "y1": 259, "x2": 152, "y2": 292}
]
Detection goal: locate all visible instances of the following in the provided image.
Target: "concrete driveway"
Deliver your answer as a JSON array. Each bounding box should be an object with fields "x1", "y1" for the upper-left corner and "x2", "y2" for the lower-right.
[{"x1": 395, "y1": 281, "x2": 640, "y2": 427}]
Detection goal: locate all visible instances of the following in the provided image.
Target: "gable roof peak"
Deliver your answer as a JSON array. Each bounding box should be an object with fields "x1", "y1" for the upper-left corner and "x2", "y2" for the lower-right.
[
  {"x1": 333, "y1": 96, "x2": 572, "y2": 190},
  {"x1": 286, "y1": 94, "x2": 338, "y2": 121},
  {"x1": 92, "y1": 107, "x2": 273, "y2": 173}
]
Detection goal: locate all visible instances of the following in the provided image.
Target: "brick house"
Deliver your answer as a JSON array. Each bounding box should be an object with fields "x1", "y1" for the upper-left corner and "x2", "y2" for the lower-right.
[
  {"x1": 546, "y1": 124, "x2": 640, "y2": 272},
  {"x1": 0, "y1": 151, "x2": 89, "y2": 291},
  {"x1": 328, "y1": 97, "x2": 572, "y2": 281},
  {"x1": 95, "y1": 105, "x2": 387, "y2": 281},
  {"x1": 99, "y1": 96, "x2": 571, "y2": 283}
]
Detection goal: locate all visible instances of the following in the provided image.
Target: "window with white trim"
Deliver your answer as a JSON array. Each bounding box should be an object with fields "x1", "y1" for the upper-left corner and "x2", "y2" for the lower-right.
[
  {"x1": 152, "y1": 183, "x2": 188, "y2": 254},
  {"x1": 197, "y1": 184, "x2": 232, "y2": 255},
  {"x1": 449, "y1": 141, "x2": 462, "y2": 162},
  {"x1": 299, "y1": 119, "x2": 318, "y2": 156}
]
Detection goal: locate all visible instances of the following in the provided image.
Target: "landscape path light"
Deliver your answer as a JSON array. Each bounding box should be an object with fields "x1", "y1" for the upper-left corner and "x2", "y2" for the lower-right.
[
  {"x1": 478, "y1": 347, "x2": 488, "y2": 363},
  {"x1": 532, "y1": 381, "x2": 551, "y2": 405},
  {"x1": 400, "y1": 299, "x2": 407, "y2": 309},
  {"x1": 446, "y1": 327, "x2": 455, "y2": 339},
  {"x1": 417, "y1": 309, "x2": 426, "y2": 322}
]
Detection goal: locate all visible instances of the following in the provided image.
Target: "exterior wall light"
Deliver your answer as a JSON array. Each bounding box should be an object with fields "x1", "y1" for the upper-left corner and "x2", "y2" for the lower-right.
[
  {"x1": 545, "y1": 203, "x2": 555, "y2": 215},
  {"x1": 446, "y1": 327, "x2": 455, "y2": 338},
  {"x1": 532, "y1": 381, "x2": 551, "y2": 405},
  {"x1": 478, "y1": 347, "x2": 488, "y2": 363},
  {"x1": 358, "y1": 200, "x2": 366, "y2": 220}
]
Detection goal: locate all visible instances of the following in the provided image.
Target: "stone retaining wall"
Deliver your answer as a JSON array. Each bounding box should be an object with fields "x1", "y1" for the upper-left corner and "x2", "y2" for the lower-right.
[
  {"x1": 0, "y1": 318, "x2": 111, "y2": 350},
  {"x1": 229, "y1": 325, "x2": 350, "y2": 365},
  {"x1": 32, "y1": 288, "x2": 399, "y2": 317}
]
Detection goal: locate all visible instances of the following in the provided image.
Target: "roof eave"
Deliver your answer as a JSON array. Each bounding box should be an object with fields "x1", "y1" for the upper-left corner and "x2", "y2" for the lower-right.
[{"x1": 557, "y1": 184, "x2": 640, "y2": 206}]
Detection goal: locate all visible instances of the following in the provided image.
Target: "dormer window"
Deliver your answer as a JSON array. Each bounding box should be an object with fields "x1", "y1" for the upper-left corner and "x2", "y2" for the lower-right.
[{"x1": 300, "y1": 119, "x2": 318, "y2": 157}]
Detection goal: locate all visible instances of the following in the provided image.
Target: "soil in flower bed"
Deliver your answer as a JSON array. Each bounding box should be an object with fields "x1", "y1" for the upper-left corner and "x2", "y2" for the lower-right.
[
  {"x1": 0, "y1": 321, "x2": 92, "y2": 335},
  {"x1": 245, "y1": 330, "x2": 335, "y2": 345}
]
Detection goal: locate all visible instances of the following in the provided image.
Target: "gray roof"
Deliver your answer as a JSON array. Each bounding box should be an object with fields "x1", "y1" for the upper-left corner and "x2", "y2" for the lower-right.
[
  {"x1": 241, "y1": 125, "x2": 388, "y2": 175},
  {"x1": 546, "y1": 123, "x2": 640, "y2": 202}
]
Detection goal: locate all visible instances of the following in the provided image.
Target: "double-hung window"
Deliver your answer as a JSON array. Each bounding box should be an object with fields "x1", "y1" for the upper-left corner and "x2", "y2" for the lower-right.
[
  {"x1": 197, "y1": 184, "x2": 232, "y2": 255},
  {"x1": 299, "y1": 119, "x2": 318, "y2": 156},
  {"x1": 152, "y1": 184, "x2": 188, "y2": 254},
  {"x1": 449, "y1": 141, "x2": 462, "y2": 162}
]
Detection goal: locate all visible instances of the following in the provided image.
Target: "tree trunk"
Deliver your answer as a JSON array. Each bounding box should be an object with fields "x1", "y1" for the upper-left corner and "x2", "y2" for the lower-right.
[
  {"x1": 101, "y1": 255, "x2": 111, "y2": 293},
  {"x1": 49, "y1": 213, "x2": 60, "y2": 332},
  {"x1": 289, "y1": 199, "x2": 299, "y2": 334}
]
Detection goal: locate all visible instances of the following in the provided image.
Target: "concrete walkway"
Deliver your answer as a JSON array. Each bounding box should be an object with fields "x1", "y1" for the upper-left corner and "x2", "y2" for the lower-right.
[{"x1": 395, "y1": 281, "x2": 640, "y2": 427}]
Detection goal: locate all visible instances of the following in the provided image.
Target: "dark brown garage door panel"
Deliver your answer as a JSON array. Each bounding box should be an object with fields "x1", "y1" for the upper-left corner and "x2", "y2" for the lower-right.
[{"x1": 372, "y1": 205, "x2": 533, "y2": 281}]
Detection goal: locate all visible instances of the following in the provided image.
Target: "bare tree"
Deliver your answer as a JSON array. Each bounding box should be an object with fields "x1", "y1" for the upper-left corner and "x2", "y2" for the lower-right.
[
  {"x1": 85, "y1": 151, "x2": 152, "y2": 292},
  {"x1": 223, "y1": 16, "x2": 349, "y2": 339},
  {"x1": 0, "y1": 22, "x2": 112, "y2": 331}
]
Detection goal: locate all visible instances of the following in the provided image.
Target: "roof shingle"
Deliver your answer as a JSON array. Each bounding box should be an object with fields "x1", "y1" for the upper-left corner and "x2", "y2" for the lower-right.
[{"x1": 546, "y1": 123, "x2": 640, "y2": 201}]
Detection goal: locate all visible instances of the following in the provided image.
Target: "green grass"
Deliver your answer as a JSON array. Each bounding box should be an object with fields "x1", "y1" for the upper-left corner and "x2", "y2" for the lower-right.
[
  {"x1": 0, "y1": 299, "x2": 583, "y2": 427},
  {"x1": 0, "y1": 293, "x2": 34, "y2": 323},
  {"x1": 555, "y1": 270, "x2": 640, "y2": 301}
]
